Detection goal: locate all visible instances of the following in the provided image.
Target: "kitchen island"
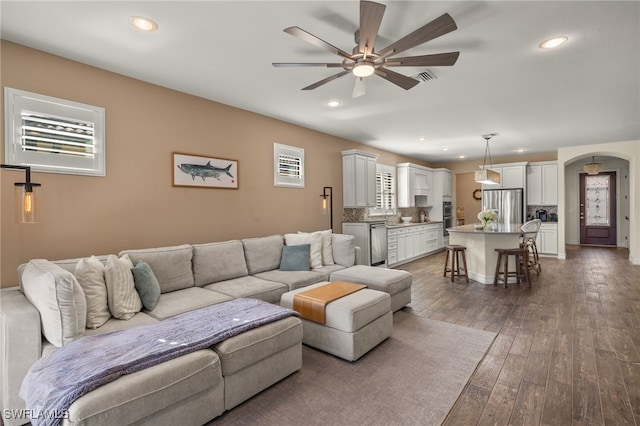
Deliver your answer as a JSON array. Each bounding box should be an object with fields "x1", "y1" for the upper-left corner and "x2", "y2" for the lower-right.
[{"x1": 447, "y1": 223, "x2": 524, "y2": 284}]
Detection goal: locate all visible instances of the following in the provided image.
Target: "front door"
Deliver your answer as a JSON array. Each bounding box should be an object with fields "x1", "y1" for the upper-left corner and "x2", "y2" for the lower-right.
[{"x1": 579, "y1": 171, "x2": 616, "y2": 246}]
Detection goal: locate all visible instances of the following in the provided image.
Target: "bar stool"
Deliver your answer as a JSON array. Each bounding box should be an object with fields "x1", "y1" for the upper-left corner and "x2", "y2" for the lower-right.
[
  {"x1": 493, "y1": 248, "x2": 531, "y2": 288},
  {"x1": 443, "y1": 245, "x2": 469, "y2": 283},
  {"x1": 520, "y1": 219, "x2": 542, "y2": 275}
]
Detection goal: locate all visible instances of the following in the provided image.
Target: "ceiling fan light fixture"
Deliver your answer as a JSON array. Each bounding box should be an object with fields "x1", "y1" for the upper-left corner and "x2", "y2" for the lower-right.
[
  {"x1": 352, "y1": 62, "x2": 375, "y2": 77},
  {"x1": 538, "y1": 36, "x2": 568, "y2": 49}
]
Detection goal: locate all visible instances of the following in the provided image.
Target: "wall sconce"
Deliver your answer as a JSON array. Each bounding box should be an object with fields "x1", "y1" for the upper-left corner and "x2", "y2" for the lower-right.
[
  {"x1": 320, "y1": 186, "x2": 333, "y2": 230},
  {"x1": 1, "y1": 164, "x2": 42, "y2": 223}
]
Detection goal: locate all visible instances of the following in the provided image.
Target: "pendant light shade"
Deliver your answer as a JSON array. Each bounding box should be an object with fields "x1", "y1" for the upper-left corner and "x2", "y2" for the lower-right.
[
  {"x1": 583, "y1": 156, "x2": 603, "y2": 175},
  {"x1": 474, "y1": 133, "x2": 501, "y2": 185}
]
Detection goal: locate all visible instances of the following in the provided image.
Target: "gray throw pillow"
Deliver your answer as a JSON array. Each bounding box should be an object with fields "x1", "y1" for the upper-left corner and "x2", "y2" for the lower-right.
[
  {"x1": 131, "y1": 261, "x2": 161, "y2": 311},
  {"x1": 279, "y1": 244, "x2": 311, "y2": 271}
]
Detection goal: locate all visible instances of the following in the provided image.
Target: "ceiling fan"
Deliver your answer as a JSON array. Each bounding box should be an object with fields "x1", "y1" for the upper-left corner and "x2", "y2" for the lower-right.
[{"x1": 273, "y1": 0, "x2": 460, "y2": 97}]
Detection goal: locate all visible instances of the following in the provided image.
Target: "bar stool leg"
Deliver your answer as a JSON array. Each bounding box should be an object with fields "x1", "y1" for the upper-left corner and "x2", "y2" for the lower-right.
[
  {"x1": 443, "y1": 248, "x2": 450, "y2": 278},
  {"x1": 461, "y1": 250, "x2": 469, "y2": 283},
  {"x1": 451, "y1": 250, "x2": 457, "y2": 282},
  {"x1": 494, "y1": 252, "x2": 502, "y2": 286},
  {"x1": 523, "y1": 251, "x2": 531, "y2": 288},
  {"x1": 503, "y1": 252, "x2": 509, "y2": 288}
]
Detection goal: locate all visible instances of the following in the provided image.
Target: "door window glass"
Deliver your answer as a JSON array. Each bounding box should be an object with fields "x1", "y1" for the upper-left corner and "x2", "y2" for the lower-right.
[{"x1": 585, "y1": 175, "x2": 610, "y2": 226}]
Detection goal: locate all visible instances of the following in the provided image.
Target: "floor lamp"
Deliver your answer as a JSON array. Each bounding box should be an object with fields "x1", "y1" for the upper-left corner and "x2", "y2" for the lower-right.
[
  {"x1": 321, "y1": 186, "x2": 333, "y2": 230},
  {"x1": 1, "y1": 164, "x2": 42, "y2": 223}
]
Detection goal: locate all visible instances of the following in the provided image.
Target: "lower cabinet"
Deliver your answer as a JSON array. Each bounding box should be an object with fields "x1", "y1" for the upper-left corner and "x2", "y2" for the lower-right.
[
  {"x1": 536, "y1": 223, "x2": 558, "y2": 255},
  {"x1": 388, "y1": 223, "x2": 444, "y2": 267}
]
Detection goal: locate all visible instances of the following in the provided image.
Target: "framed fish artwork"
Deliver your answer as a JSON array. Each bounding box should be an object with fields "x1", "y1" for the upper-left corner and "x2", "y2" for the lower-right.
[{"x1": 172, "y1": 152, "x2": 238, "y2": 189}]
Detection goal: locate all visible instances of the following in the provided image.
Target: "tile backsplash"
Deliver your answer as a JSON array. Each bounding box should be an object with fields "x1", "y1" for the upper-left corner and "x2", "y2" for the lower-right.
[
  {"x1": 527, "y1": 205, "x2": 558, "y2": 222},
  {"x1": 342, "y1": 207, "x2": 429, "y2": 224}
]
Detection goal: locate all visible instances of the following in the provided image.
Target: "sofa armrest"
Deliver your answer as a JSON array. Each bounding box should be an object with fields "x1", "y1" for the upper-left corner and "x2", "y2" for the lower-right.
[
  {"x1": 354, "y1": 246, "x2": 362, "y2": 265},
  {"x1": 1, "y1": 289, "x2": 41, "y2": 426}
]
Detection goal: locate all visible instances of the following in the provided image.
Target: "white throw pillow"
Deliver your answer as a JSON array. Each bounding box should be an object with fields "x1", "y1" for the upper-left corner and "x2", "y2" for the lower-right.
[
  {"x1": 21, "y1": 259, "x2": 87, "y2": 347},
  {"x1": 75, "y1": 256, "x2": 111, "y2": 329},
  {"x1": 285, "y1": 233, "x2": 322, "y2": 269},
  {"x1": 332, "y1": 234, "x2": 356, "y2": 267},
  {"x1": 104, "y1": 254, "x2": 142, "y2": 320},
  {"x1": 299, "y1": 230, "x2": 334, "y2": 266}
]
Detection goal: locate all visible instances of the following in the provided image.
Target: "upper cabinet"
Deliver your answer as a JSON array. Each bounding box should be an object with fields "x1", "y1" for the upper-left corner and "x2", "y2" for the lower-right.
[
  {"x1": 434, "y1": 169, "x2": 452, "y2": 199},
  {"x1": 397, "y1": 163, "x2": 433, "y2": 208},
  {"x1": 342, "y1": 150, "x2": 378, "y2": 208},
  {"x1": 527, "y1": 161, "x2": 558, "y2": 205},
  {"x1": 481, "y1": 162, "x2": 527, "y2": 190}
]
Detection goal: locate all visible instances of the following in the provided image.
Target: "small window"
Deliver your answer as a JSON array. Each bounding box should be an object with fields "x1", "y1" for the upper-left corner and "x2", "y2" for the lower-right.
[
  {"x1": 273, "y1": 143, "x2": 304, "y2": 188},
  {"x1": 370, "y1": 164, "x2": 396, "y2": 215},
  {"x1": 4, "y1": 87, "x2": 105, "y2": 176}
]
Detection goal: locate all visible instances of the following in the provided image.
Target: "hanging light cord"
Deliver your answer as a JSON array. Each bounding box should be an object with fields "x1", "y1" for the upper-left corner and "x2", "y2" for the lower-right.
[{"x1": 481, "y1": 136, "x2": 494, "y2": 170}]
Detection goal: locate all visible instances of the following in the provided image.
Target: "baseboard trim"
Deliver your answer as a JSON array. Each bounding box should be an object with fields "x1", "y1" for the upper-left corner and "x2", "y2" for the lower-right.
[{"x1": 630, "y1": 255, "x2": 640, "y2": 265}]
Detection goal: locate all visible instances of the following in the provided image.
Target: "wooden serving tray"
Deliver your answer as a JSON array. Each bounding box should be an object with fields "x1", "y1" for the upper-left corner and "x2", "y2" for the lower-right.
[{"x1": 293, "y1": 281, "x2": 366, "y2": 324}]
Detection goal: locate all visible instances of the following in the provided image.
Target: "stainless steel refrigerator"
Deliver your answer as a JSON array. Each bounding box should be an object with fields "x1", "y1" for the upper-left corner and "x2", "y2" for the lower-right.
[{"x1": 482, "y1": 188, "x2": 524, "y2": 224}]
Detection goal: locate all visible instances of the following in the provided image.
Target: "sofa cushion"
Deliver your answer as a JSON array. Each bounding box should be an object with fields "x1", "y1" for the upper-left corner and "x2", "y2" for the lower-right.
[
  {"x1": 279, "y1": 244, "x2": 310, "y2": 271},
  {"x1": 254, "y1": 270, "x2": 327, "y2": 291},
  {"x1": 332, "y1": 233, "x2": 356, "y2": 267},
  {"x1": 285, "y1": 233, "x2": 322, "y2": 268},
  {"x1": 105, "y1": 255, "x2": 143, "y2": 320},
  {"x1": 75, "y1": 256, "x2": 111, "y2": 329},
  {"x1": 203, "y1": 276, "x2": 289, "y2": 304},
  {"x1": 192, "y1": 240, "x2": 248, "y2": 286},
  {"x1": 84, "y1": 312, "x2": 158, "y2": 336},
  {"x1": 312, "y1": 263, "x2": 347, "y2": 276},
  {"x1": 120, "y1": 244, "x2": 194, "y2": 293},
  {"x1": 242, "y1": 235, "x2": 284, "y2": 275},
  {"x1": 20, "y1": 259, "x2": 87, "y2": 347},
  {"x1": 131, "y1": 261, "x2": 161, "y2": 311},
  {"x1": 144, "y1": 287, "x2": 233, "y2": 320}
]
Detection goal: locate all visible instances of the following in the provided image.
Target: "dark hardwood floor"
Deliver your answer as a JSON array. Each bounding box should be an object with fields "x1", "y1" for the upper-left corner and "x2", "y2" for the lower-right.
[{"x1": 395, "y1": 245, "x2": 639, "y2": 425}]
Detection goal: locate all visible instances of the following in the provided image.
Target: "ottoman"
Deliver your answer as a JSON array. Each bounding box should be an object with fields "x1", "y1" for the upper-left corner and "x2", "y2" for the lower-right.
[
  {"x1": 330, "y1": 265, "x2": 413, "y2": 312},
  {"x1": 280, "y1": 282, "x2": 392, "y2": 361}
]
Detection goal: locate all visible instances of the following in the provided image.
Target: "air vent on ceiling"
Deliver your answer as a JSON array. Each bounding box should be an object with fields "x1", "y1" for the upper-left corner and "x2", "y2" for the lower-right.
[{"x1": 413, "y1": 70, "x2": 436, "y2": 83}]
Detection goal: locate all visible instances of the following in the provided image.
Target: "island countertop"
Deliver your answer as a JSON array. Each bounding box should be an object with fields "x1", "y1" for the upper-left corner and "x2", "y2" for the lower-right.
[{"x1": 447, "y1": 223, "x2": 524, "y2": 235}]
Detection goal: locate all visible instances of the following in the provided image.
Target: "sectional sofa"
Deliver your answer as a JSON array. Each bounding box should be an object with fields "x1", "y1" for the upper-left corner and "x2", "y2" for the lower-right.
[{"x1": 0, "y1": 231, "x2": 412, "y2": 426}]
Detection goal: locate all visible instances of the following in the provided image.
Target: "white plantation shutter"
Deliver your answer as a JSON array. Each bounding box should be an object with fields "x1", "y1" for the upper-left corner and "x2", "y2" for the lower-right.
[
  {"x1": 5, "y1": 88, "x2": 105, "y2": 176},
  {"x1": 273, "y1": 143, "x2": 305, "y2": 188},
  {"x1": 371, "y1": 164, "x2": 396, "y2": 215}
]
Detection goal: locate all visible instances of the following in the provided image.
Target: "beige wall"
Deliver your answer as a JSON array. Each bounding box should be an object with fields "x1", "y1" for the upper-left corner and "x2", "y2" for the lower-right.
[
  {"x1": 455, "y1": 172, "x2": 482, "y2": 225},
  {"x1": 0, "y1": 41, "x2": 428, "y2": 287}
]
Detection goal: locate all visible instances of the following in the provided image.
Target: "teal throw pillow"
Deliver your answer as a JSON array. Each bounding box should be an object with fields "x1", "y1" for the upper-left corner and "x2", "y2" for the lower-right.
[
  {"x1": 280, "y1": 244, "x2": 311, "y2": 271},
  {"x1": 131, "y1": 261, "x2": 161, "y2": 311}
]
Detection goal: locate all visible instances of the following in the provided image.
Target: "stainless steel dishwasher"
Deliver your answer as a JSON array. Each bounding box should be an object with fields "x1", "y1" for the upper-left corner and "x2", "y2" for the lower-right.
[{"x1": 370, "y1": 222, "x2": 388, "y2": 266}]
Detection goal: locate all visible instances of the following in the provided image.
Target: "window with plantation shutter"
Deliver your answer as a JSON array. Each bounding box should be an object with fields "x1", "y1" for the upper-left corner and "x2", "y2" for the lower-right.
[
  {"x1": 4, "y1": 88, "x2": 105, "y2": 176},
  {"x1": 370, "y1": 164, "x2": 396, "y2": 215},
  {"x1": 273, "y1": 143, "x2": 305, "y2": 188}
]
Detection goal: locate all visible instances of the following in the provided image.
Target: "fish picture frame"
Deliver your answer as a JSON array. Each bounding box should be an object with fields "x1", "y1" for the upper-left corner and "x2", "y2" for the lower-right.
[{"x1": 172, "y1": 152, "x2": 238, "y2": 189}]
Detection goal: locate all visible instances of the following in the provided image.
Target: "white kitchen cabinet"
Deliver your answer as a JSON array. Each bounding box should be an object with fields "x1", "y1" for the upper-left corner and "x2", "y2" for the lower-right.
[
  {"x1": 397, "y1": 163, "x2": 434, "y2": 208},
  {"x1": 434, "y1": 169, "x2": 452, "y2": 198},
  {"x1": 342, "y1": 150, "x2": 378, "y2": 208},
  {"x1": 536, "y1": 223, "x2": 558, "y2": 255},
  {"x1": 387, "y1": 223, "x2": 443, "y2": 267},
  {"x1": 481, "y1": 162, "x2": 527, "y2": 190},
  {"x1": 527, "y1": 162, "x2": 558, "y2": 205}
]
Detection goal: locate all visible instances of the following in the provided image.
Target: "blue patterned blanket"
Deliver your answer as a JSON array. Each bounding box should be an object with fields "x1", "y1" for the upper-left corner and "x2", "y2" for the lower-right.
[{"x1": 20, "y1": 298, "x2": 299, "y2": 426}]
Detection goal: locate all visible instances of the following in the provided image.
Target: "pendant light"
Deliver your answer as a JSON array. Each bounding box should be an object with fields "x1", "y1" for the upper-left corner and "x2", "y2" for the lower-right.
[
  {"x1": 583, "y1": 156, "x2": 603, "y2": 175},
  {"x1": 474, "y1": 133, "x2": 501, "y2": 185}
]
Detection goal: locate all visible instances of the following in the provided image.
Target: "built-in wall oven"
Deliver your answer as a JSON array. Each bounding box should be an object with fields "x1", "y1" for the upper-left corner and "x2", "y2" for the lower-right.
[{"x1": 443, "y1": 201, "x2": 452, "y2": 236}]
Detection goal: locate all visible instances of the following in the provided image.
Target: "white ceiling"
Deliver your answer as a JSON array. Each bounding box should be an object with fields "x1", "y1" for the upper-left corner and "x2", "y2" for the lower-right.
[{"x1": 2, "y1": 1, "x2": 639, "y2": 163}]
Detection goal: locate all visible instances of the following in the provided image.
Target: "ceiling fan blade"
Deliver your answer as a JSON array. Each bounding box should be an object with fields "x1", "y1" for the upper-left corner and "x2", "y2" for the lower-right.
[
  {"x1": 374, "y1": 68, "x2": 420, "y2": 90},
  {"x1": 273, "y1": 62, "x2": 345, "y2": 68},
  {"x1": 284, "y1": 26, "x2": 353, "y2": 61},
  {"x1": 382, "y1": 52, "x2": 460, "y2": 67},
  {"x1": 378, "y1": 13, "x2": 457, "y2": 59},
  {"x1": 352, "y1": 77, "x2": 367, "y2": 98},
  {"x1": 358, "y1": 1, "x2": 386, "y2": 57},
  {"x1": 302, "y1": 70, "x2": 351, "y2": 90}
]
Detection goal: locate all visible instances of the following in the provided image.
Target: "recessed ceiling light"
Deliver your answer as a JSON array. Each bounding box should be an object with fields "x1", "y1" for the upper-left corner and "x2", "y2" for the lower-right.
[
  {"x1": 130, "y1": 16, "x2": 159, "y2": 32},
  {"x1": 326, "y1": 100, "x2": 342, "y2": 108},
  {"x1": 442, "y1": 148, "x2": 448, "y2": 151},
  {"x1": 515, "y1": 148, "x2": 526, "y2": 153},
  {"x1": 458, "y1": 155, "x2": 465, "y2": 159},
  {"x1": 417, "y1": 136, "x2": 427, "y2": 141},
  {"x1": 539, "y1": 36, "x2": 568, "y2": 49}
]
